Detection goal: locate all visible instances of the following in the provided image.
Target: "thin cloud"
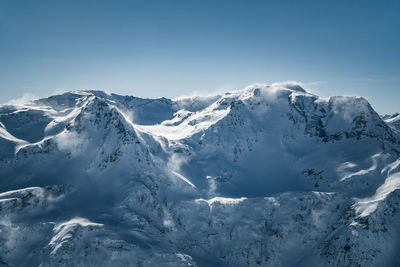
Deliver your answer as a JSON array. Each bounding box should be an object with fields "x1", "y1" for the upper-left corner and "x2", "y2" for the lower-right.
[{"x1": 3, "y1": 93, "x2": 37, "y2": 106}]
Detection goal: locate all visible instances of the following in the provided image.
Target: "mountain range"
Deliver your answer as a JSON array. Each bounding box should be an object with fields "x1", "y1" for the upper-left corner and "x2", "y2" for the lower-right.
[{"x1": 1, "y1": 82, "x2": 400, "y2": 266}]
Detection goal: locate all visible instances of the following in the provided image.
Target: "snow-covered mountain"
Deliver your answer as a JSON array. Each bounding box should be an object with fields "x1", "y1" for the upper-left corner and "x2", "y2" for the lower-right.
[
  {"x1": 1, "y1": 82, "x2": 400, "y2": 266},
  {"x1": 383, "y1": 113, "x2": 400, "y2": 133}
]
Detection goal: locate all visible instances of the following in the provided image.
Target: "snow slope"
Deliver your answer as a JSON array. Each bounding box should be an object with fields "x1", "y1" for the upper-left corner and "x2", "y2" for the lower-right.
[
  {"x1": 0, "y1": 82, "x2": 400, "y2": 266},
  {"x1": 384, "y1": 113, "x2": 400, "y2": 133}
]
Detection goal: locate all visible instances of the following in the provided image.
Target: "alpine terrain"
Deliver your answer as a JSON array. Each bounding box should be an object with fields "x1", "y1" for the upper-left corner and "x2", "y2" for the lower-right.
[{"x1": 1, "y1": 82, "x2": 400, "y2": 266}]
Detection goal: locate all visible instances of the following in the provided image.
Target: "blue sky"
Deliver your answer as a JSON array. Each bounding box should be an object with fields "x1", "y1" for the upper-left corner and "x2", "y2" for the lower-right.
[{"x1": 0, "y1": 0, "x2": 399, "y2": 114}]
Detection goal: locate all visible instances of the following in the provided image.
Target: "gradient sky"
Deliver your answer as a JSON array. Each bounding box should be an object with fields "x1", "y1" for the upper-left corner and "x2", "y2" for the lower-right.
[{"x1": 0, "y1": 0, "x2": 399, "y2": 114}]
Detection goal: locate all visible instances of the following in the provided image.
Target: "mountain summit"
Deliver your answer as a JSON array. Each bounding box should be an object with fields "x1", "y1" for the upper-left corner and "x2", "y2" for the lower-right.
[{"x1": 1, "y1": 83, "x2": 400, "y2": 266}]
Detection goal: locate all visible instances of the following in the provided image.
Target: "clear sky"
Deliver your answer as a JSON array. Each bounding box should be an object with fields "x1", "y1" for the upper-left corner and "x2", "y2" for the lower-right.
[{"x1": 0, "y1": 0, "x2": 399, "y2": 114}]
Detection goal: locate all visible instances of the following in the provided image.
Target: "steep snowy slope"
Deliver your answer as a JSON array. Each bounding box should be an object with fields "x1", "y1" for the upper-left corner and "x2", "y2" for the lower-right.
[
  {"x1": 0, "y1": 83, "x2": 400, "y2": 266},
  {"x1": 384, "y1": 113, "x2": 400, "y2": 133}
]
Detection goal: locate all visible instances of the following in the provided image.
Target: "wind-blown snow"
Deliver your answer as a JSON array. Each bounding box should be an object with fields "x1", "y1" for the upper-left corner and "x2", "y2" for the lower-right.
[{"x1": 195, "y1": 196, "x2": 247, "y2": 207}]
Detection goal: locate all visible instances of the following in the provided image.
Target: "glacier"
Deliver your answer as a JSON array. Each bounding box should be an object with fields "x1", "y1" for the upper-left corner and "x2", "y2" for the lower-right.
[{"x1": 0, "y1": 82, "x2": 400, "y2": 266}]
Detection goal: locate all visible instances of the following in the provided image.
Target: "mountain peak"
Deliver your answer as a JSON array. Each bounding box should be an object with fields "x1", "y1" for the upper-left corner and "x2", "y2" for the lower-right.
[{"x1": 241, "y1": 81, "x2": 308, "y2": 98}]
